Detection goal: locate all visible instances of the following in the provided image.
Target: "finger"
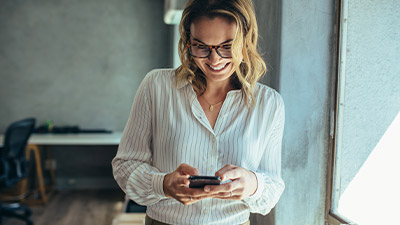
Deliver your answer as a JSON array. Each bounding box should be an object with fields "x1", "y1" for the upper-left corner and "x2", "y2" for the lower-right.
[
  {"x1": 188, "y1": 193, "x2": 222, "y2": 202},
  {"x1": 176, "y1": 187, "x2": 218, "y2": 198},
  {"x1": 183, "y1": 198, "x2": 202, "y2": 205},
  {"x1": 176, "y1": 190, "x2": 214, "y2": 198},
  {"x1": 213, "y1": 190, "x2": 235, "y2": 198},
  {"x1": 177, "y1": 197, "x2": 193, "y2": 205},
  {"x1": 215, "y1": 164, "x2": 236, "y2": 181},
  {"x1": 178, "y1": 163, "x2": 199, "y2": 176},
  {"x1": 213, "y1": 195, "x2": 242, "y2": 200},
  {"x1": 179, "y1": 194, "x2": 218, "y2": 205},
  {"x1": 204, "y1": 179, "x2": 240, "y2": 193},
  {"x1": 200, "y1": 190, "x2": 242, "y2": 200},
  {"x1": 180, "y1": 192, "x2": 233, "y2": 205},
  {"x1": 191, "y1": 191, "x2": 220, "y2": 198},
  {"x1": 193, "y1": 193, "x2": 221, "y2": 201},
  {"x1": 217, "y1": 167, "x2": 242, "y2": 181},
  {"x1": 175, "y1": 186, "x2": 206, "y2": 197},
  {"x1": 176, "y1": 176, "x2": 190, "y2": 186},
  {"x1": 182, "y1": 196, "x2": 195, "y2": 205}
]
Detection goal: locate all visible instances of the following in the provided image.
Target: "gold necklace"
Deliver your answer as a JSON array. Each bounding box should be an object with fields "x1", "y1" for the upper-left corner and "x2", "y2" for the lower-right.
[{"x1": 201, "y1": 95, "x2": 224, "y2": 111}]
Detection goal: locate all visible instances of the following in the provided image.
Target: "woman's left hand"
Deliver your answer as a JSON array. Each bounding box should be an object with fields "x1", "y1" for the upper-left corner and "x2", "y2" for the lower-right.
[{"x1": 204, "y1": 164, "x2": 258, "y2": 200}]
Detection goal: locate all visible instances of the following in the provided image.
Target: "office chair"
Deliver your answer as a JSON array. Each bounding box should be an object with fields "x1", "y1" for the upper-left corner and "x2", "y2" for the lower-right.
[{"x1": 0, "y1": 118, "x2": 35, "y2": 225}]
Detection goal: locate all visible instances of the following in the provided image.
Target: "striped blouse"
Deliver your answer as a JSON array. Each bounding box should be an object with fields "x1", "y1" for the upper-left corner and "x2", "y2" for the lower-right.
[{"x1": 112, "y1": 68, "x2": 285, "y2": 225}]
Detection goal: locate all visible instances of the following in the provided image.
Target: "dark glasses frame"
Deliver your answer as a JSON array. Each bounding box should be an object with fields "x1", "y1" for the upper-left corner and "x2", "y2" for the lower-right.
[{"x1": 187, "y1": 43, "x2": 233, "y2": 59}]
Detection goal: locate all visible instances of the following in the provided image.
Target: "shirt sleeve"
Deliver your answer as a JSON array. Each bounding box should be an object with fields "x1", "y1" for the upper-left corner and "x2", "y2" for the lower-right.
[
  {"x1": 112, "y1": 71, "x2": 169, "y2": 206},
  {"x1": 242, "y1": 92, "x2": 286, "y2": 215}
]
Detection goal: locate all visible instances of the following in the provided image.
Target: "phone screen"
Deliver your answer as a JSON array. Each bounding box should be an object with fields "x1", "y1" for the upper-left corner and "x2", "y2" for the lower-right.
[{"x1": 188, "y1": 175, "x2": 221, "y2": 188}]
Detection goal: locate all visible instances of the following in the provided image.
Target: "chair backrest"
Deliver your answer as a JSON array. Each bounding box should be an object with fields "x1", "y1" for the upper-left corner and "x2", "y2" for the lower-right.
[{"x1": 0, "y1": 118, "x2": 36, "y2": 187}]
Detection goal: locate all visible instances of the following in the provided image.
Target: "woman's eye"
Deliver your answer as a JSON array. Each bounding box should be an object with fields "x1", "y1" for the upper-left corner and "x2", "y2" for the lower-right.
[
  {"x1": 197, "y1": 45, "x2": 207, "y2": 49},
  {"x1": 222, "y1": 45, "x2": 232, "y2": 50}
]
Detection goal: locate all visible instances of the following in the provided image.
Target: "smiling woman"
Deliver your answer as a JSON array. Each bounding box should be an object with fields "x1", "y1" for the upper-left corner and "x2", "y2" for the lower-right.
[
  {"x1": 112, "y1": 1, "x2": 285, "y2": 224},
  {"x1": 189, "y1": 17, "x2": 238, "y2": 86},
  {"x1": 176, "y1": 0, "x2": 267, "y2": 108}
]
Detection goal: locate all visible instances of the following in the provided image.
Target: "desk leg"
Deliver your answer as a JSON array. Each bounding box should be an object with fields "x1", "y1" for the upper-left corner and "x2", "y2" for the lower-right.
[
  {"x1": 45, "y1": 146, "x2": 57, "y2": 188},
  {"x1": 26, "y1": 144, "x2": 48, "y2": 204}
]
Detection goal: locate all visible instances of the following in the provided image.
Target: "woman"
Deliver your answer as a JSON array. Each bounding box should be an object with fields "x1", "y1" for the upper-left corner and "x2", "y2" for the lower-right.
[{"x1": 112, "y1": 0, "x2": 285, "y2": 224}]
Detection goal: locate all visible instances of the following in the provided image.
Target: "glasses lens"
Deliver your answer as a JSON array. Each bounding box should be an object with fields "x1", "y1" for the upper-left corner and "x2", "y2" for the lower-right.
[
  {"x1": 189, "y1": 44, "x2": 233, "y2": 58},
  {"x1": 190, "y1": 45, "x2": 210, "y2": 57},
  {"x1": 217, "y1": 45, "x2": 232, "y2": 58}
]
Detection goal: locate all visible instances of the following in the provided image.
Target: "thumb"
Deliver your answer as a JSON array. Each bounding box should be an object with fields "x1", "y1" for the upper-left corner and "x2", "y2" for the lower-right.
[{"x1": 177, "y1": 163, "x2": 199, "y2": 176}]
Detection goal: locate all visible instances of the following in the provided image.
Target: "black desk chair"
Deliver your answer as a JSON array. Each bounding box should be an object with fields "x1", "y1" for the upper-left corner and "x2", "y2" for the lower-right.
[{"x1": 0, "y1": 118, "x2": 35, "y2": 225}]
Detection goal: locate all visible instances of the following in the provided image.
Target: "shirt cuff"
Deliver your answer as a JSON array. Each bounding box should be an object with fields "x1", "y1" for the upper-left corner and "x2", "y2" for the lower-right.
[
  {"x1": 152, "y1": 172, "x2": 169, "y2": 200},
  {"x1": 243, "y1": 171, "x2": 264, "y2": 203}
]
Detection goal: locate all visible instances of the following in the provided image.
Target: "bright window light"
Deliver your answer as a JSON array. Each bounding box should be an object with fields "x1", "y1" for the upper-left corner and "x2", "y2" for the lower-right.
[{"x1": 338, "y1": 112, "x2": 400, "y2": 225}]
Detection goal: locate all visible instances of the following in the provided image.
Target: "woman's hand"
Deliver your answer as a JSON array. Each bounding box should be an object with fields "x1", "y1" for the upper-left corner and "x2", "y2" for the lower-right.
[
  {"x1": 163, "y1": 163, "x2": 217, "y2": 205},
  {"x1": 204, "y1": 164, "x2": 258, "y2": 200}
]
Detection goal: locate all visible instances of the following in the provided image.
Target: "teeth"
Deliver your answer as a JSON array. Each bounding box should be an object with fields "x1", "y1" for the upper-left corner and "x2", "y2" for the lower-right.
[{"x1": 209, "y1": 63, "x2": 227, "y2": 71}]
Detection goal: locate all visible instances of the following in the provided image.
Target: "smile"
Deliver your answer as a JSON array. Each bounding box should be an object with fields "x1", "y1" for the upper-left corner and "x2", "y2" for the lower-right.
[{"x1": 208, "y1": 63, "x2": 229, "y2": 71}]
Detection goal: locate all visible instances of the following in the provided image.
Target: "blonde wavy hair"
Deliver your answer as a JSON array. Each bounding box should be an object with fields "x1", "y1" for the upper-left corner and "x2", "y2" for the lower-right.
[{"x1": 175, "y1": 0, "x2": 266, "y2": 107}]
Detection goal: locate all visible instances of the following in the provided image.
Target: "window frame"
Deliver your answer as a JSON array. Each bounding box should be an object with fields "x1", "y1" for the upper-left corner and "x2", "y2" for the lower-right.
[{"x1": 325, "y1": 0, "x2": 357, "y2": 224}]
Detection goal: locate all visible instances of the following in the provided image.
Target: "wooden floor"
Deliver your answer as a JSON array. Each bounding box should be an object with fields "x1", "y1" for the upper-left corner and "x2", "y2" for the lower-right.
[{"x1": 2, "y1": 189, "x2": 125, "y2": 225}]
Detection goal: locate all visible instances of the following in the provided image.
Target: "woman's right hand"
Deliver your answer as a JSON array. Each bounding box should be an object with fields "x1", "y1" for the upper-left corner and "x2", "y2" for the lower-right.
[{"x1": 163, "y1": 163, "x2": 213, "y2": 205}]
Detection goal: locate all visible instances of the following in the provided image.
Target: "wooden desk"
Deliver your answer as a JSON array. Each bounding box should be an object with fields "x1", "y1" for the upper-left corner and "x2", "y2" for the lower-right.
[
  {"x1": 0, "y1": 132, "x2": 122, "y2": 147},
  {"x1": 0, "y1": 132, "x2": 122, "y2": 204}
]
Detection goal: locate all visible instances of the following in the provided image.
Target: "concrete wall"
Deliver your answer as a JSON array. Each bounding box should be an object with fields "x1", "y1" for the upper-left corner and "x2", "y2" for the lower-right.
[
  {"x1": 0, "y1": 0, "x2": 172, "y2": 189},
  {"x1": 253, "y1": 0, "x2": 281, "y2": 87},
  {"x1": 275, "y1": 1, "x2": 335, "y2": 224},
  {"x1": 0, "y1": 0, "x2": 171, "y2": 132},
  {"x1": 250, "y1": 0, "x2": 281, "y2": 224},
  {"x1": 276, "y1": 0, "x2": 335, "y2": 224},
  {"x1": 339, "y1": 0, "x2": 400, "y2": 195},
  {"x1": 252, "y1": 0, "x2": 336, "y2": 224}
]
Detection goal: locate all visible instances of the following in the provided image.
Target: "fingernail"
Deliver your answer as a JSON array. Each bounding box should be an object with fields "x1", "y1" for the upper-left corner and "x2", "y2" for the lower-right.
[{"x1": 204, "y1": 187, "x2": 210, "y2": 192}]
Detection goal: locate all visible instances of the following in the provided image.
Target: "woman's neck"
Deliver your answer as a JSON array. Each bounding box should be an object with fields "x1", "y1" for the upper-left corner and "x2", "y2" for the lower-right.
[{"x1": 202, "y1": 79, "x2": 233, "y2": 101}]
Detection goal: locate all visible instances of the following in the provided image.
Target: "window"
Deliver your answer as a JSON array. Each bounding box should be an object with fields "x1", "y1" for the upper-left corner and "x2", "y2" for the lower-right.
[{"x1": 327, "y1": 0, "x2": 400, "y2": 224}]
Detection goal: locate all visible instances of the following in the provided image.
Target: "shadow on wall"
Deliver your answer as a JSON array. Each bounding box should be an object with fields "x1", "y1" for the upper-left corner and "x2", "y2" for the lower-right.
[{"x1": 250, "y1": 208, "x2": 275, "y2": 225}]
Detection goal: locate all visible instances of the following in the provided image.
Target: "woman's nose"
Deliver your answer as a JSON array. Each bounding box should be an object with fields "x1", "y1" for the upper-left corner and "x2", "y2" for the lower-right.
[{"x1": 208, "y1": 49, "x2": 221, "y2": 64}]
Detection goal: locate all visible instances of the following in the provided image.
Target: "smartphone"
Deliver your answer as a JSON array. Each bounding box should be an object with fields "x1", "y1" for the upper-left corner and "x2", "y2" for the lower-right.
[{"x1": 189, "y1": 175, "x2": 221, "y2": 188}]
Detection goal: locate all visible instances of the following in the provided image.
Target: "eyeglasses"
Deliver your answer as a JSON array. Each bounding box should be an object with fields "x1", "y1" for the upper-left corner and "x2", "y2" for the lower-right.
[{"x1": 187, "y1": 43, "x2": 232, "y2": 58}]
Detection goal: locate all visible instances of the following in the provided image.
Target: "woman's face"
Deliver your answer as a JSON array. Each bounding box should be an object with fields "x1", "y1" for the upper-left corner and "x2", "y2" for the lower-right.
[{"x1": 190, "y1": 16, "x2": 242, "y2": 84}]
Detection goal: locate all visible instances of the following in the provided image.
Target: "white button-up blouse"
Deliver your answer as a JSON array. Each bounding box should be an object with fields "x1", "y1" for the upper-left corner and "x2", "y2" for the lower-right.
[{"x1": 112, "y1": 68, "x2": 285, "y2": 225}]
